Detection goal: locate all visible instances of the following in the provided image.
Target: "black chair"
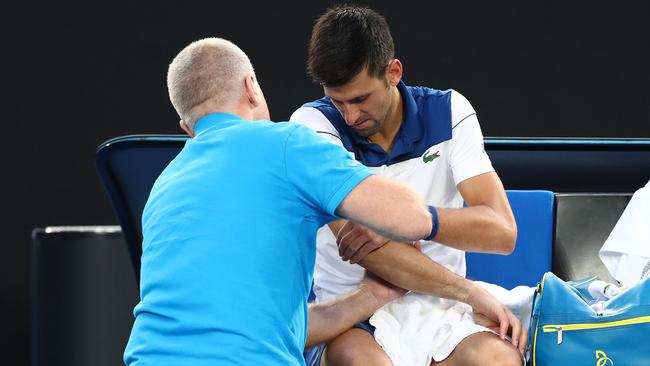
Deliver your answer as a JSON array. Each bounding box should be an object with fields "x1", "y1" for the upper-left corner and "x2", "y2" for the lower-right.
[
  {"x1": 96, "y1": 135, "x2": 188, "y2": 282},
  {"x1": 553, "y1": 193, "x2": 633, "y2": 282}
]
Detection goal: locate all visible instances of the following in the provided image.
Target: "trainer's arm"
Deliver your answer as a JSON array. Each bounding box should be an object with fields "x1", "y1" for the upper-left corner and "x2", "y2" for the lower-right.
[
  {"x1": 306, "y1": 273, "x2": 405, "y2": 348},
  {"x1": 305, "y1": 288, "x2": 377, "y2": 348},
  {"x1": 335, "y1": 174, "x2": 432, "y2": 243}
]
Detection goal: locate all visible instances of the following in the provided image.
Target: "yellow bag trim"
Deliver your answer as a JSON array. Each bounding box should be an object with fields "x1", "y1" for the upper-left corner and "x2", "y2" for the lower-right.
[{"x1": 542, "y1": 315, "x2": 650, "y2": 332}]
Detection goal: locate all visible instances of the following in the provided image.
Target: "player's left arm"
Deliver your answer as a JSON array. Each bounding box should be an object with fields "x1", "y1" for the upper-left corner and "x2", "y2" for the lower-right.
[
  {"x1": 431, "y1": 91, "x2": 516, "y2": 254},
  {"x1": 337, "y1": 168, "x2": 516, "y2": 257},
  {"x1": 434, "y1": 171, "x2": 517, "y2": 254},
  {"x1": 337, "y1": 174, "x2": 516, "y2": 256}
]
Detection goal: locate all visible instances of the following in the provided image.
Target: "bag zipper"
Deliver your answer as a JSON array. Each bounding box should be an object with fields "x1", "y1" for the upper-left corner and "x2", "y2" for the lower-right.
[
  {"x1": 532, "y1": 274, "x2": 548, "y2": 366},
  {"x1": 542, "y1": 315, "x2": 650, "y2": 345}
]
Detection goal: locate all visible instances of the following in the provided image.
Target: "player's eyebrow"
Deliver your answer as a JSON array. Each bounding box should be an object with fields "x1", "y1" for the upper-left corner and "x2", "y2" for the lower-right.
[{"x1": 331, "y1": 93, "x2": 370, "y2": 105}]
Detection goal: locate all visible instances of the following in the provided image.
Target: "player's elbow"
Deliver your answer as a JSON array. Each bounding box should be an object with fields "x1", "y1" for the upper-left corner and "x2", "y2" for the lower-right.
[{"x1": 497, "y1": 220, "x2": 517, "y2": 255}]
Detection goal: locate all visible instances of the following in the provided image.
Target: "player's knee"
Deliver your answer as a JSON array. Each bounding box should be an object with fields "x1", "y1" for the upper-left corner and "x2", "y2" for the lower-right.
[
  {"x1": 324, "y1": 344, "x2": 392, "y2": 366},
  {"x1": 325, "y1": 345, "x2": 354, "y2": 366},
  {"x1": 478, "y1": 342, "x2": 522, "y2": 366},
  {"x1": 323, "y1": 329, "x2": 393, "y2": 366},
  {"x1": 496, "y1": 351, "x2": 522, "y2": 366},
  {"x1": 348, "y1": 352, "x2": 393, "y2": 366},
  {"x1": 461, "y1": 334, "x2": 523, "y2": 366}
]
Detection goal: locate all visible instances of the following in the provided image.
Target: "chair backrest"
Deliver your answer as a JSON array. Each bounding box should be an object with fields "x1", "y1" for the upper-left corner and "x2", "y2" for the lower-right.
[
  {"x1": 465, "y1": 190, "x2": 555, "y2": 289},
  {"x1": 96, "y1": 136, "x2": 648, "y2": 285},
  {"x1": 96, "y1": 135, "x2": 188, "y2": 281},
  {"x1": 486, "y1": 139, "x2": 650, "y2": 192},
  {"x1": 553, "y1": 193, "x2": 632, "y2": 282}
]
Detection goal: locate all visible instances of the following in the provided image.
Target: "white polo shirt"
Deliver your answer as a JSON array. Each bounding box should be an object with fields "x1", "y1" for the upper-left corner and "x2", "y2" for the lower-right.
[{"x1": 290, "y1": 82, "x2": 494, "y2": 301}]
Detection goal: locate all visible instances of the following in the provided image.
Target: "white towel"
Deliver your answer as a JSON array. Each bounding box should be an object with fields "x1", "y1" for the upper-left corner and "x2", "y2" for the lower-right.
[
  {"x1": 599, "y1": 180, "x2": 650, "y2": 286},
  {"x1": 369, "y1": 282, "x2": 535, "y2": 366}
]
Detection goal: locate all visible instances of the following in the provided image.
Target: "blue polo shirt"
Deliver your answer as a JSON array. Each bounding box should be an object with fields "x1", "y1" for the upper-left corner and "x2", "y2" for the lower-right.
[{"x1": 124, "y1": 113, "x2": 373, "y2": 366}]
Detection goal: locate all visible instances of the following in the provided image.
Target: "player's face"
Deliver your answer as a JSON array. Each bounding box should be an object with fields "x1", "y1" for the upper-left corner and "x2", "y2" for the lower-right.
[{"x1": 323, "y1": 68, "x2": 394, "y2": 137}]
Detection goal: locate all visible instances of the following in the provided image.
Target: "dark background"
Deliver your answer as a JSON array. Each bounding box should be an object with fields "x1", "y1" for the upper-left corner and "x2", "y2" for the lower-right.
[{"x1": 3, "y1": 1, "x2": 649, "y2": 363}]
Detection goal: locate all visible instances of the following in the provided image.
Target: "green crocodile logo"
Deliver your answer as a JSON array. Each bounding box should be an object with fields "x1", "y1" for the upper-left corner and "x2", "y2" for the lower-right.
[{"x1": 423, "y1": 150, "x2": 440, "y2": 163}]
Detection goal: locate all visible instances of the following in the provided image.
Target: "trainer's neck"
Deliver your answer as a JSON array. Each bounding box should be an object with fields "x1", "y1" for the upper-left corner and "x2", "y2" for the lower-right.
[{"x1": 190, "y1": 101, "x2": 256, "y2": 126}]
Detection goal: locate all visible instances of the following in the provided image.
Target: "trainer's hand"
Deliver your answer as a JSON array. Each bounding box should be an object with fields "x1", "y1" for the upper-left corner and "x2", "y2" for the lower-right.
[
  {"x1": 336, "y1": 221, "x2": 389, "y2": 264},
  {"x1": 359, "y1": 271, "x2": 407, "y2": 307},
  {"x1": 466, "y1": 283, "x2": 528, "y2": 355}
]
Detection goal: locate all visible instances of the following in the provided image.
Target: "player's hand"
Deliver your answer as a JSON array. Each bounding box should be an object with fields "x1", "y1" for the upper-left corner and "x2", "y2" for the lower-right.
[
  {"x1": 359, "y1": 271, "x2": 407, "y2": 307},
  {"x1": 466, "y1": 283, "x2": 528, "y2": 355},
  {"x1": 336, "y1": 221, "x2": 390, "y2": 264}
]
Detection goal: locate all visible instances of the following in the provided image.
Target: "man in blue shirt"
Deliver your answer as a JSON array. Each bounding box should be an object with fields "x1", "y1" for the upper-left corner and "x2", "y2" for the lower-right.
[{"x1": 123, "y1": 37, "x2": 438, "y2": 366}]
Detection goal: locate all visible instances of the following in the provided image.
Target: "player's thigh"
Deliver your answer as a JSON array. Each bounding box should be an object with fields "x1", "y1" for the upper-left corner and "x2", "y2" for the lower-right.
[
  {"x1": 431, "y1": 332, "x2": 522, "y2": 366},
  {"x1": 321, "y1": 328, "x2": 392, "y2": 366}
]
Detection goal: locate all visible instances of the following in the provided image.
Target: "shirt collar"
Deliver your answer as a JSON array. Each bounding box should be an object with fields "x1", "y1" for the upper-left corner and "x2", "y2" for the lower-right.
[
  {"x1": 396, "y1": 80, "x2": 423, "y2": 145},
  {"x1": 194, "y1": 112, "x2": 243, "y2": 136}
]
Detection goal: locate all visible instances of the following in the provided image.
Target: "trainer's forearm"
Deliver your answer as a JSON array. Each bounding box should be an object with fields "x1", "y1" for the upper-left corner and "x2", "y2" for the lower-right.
[
  {"x1": 306, "y1": 287, "x2": 380, "y2": 348},
  {"x1": 358, "y1": 242, "x2": 474, "y2": 302}
]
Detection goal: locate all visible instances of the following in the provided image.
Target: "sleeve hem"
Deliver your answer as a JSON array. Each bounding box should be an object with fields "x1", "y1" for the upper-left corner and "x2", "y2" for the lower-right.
[
  {"x1": 325, "y1": 169, "x2": 375, "y2": 215},
  {"x1": 453, "y1": 166, "x2": 495, "y2": 186}
]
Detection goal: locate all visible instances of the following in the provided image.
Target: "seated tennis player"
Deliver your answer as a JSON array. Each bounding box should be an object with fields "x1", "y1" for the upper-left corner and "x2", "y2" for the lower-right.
[{"x1": 292, "y1": 5, "x2": 525, "y2": 366}]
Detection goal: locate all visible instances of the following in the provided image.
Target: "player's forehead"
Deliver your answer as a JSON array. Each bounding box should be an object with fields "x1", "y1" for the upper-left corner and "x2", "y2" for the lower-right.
[{"x1": 323, "y1": 68, "x2": 383, "y2": 102}]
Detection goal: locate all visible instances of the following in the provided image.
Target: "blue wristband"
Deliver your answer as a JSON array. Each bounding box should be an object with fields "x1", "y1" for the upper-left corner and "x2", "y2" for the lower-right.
[{"x1": 424, "y1": 205, "x2": 439, "y2": 241}]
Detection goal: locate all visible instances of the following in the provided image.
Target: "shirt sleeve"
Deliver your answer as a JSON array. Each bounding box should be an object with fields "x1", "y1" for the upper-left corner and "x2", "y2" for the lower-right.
[
  {"x1": 284, "y1": 124, "x2": 373, "y2": 219},
  {"x1": 290, "y1": 107, "x2": 343, "y2": 146},
  {"x1": 448, "y1": 91, "x2": 495, "y2": 185}
]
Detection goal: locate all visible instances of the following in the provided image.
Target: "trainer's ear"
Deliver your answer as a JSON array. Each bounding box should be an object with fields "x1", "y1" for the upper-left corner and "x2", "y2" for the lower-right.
[
  {"x1": 244, "y1": 74, "x2": 261, "y2": 108},
  {"x1": 179, "y1": 119, "x2": 195, "y2": 138}
]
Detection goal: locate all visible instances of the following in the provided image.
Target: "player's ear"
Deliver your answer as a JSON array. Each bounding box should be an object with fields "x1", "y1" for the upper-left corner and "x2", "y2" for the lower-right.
[{"x1": 387, "y1": 59, "x2": 403, "y2": 87}]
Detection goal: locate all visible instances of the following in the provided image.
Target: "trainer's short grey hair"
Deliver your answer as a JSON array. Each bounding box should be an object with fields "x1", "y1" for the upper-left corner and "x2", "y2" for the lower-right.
[{"x1": 167, "y1": 38, "x2": 254, "y2": 123}]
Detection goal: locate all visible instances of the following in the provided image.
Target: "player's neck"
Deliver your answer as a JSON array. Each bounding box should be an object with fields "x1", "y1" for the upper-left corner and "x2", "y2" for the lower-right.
[{"x1": 369, "y1": 86, "x2": 403, "y2": 153}]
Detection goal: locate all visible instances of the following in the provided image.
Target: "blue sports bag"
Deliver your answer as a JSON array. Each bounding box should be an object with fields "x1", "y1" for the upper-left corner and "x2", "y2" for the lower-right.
[{"x1": 528, "y1": 272, "x2": 650, "y2": 366}]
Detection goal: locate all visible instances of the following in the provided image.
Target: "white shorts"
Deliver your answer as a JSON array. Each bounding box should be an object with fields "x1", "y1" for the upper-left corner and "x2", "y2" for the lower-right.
[{"x1": 370, "y1": 292, "x2": 494, "y2": 365}]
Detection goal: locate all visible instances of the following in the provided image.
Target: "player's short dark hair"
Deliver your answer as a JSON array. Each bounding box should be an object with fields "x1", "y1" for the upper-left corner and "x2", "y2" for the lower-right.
[{"x1": 308, "y1": 5, "x2": 395, "y2": 87}]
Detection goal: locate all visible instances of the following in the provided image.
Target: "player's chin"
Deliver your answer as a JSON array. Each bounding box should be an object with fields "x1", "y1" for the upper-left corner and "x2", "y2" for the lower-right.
[{"x1": 354, "y1": 122, "x2": 379, "y2": 137}]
